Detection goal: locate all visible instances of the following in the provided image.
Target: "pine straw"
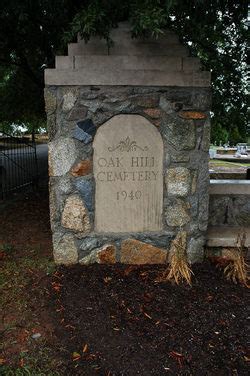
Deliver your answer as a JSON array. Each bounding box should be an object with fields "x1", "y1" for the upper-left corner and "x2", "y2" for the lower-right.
[
  {"x1": 156, "y1": 231, "x2": 193, "y2": 286},
  {"x1": 221, "y1": 230, "x2": 249, "y2": 287}
]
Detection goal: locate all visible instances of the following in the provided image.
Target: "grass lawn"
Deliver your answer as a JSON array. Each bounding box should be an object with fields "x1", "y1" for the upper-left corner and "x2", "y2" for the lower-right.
[{"x1": 209, "y1": 160, "x2": 250, "y2": 168}]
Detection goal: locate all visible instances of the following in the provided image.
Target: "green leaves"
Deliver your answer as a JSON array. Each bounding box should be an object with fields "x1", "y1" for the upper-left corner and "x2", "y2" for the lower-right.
[
  {"x1": 130, "y1": 1, "x2": 169, "y2": 38},
  {"x1": 0, "y1": 0, "x2": 247, "y2": 141}
]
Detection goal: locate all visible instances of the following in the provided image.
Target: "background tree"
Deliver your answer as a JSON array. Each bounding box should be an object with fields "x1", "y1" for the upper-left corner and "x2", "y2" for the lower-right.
[
  {"x1": 0, "y1": 0, "x2": 83, "y2": 135},
  {"x1": 0, "y1": 0, "x2": 247, "y2": 144}
]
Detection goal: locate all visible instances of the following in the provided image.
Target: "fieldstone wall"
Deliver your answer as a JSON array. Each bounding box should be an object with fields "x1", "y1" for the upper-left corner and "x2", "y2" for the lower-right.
[
  {"x1": 45, "y1": 85, "x2": 211, "y2": 264},
  {"x1": 209, "y1": 181, "x2": 250, "y2": 226}
]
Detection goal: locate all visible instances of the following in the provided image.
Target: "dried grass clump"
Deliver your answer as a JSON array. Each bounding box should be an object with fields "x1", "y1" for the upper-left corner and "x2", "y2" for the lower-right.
[
  {"x1": 222, "y1": 231, "x2": 249, "y2": 287},
  {"x1": 156, "y1": 231, "x2": 193, "y2": 286}
]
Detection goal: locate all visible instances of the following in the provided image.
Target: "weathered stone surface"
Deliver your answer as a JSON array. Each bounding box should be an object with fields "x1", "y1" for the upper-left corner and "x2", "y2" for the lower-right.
[
  {"x1": 80, "y1": 237, "x2": 103, "y2": 252},
  {"x1": 80, "y1": 99, "x2": 101, "y2": 113},
  {"x1": 187, "y1": 237, "x2": 205, "y2": 263},
  {"x1": 53, "y1": 233, "x2": 78, "y2": 265},
  {"x1": 159, "y1": 96, "x2": 174, "y2": 113},
  {"x1": 49, "y1": 182, "x2": 68, "y2": 226},
  {"x1": 61, "y1": 194, "x2": 90, "y2": 233},
  {"x1": 79, "y1": 244, "x2": 116, "y2": 264},
  {"x1": 47, "y1": 114, "x2": 57, "y2": 141},
  {"x1": 73, "y1": 119, "x2": 96, "y2": 144},
  {"x1": 57, "y1": 176, "x2": 72, "y2": 194},
  {"x1": 133, "y1": 232, "x2": 174, "y2": 249},
  {"x1": 191, "y1": 89, "x2": 211, "y2": 111},
  {"x1": 152, "y1": 119, "x2": 161, "y2": 127},
  {"x1": 201, "y1": 118, "x2": 211, "y2": 151},
  {"x1": 161, "y1": 115, "x2": 196, "y2": 150},
  {"x1": 74, "y1": 178, "x2": 94, "y2": 211},
  {"x1": 73, "y1": 126, "x2": 92, "y2": 144},
  {"x1": 93, "y1": 114, "x2": 163, "y2": 232},
  {"x1": 166, "y1": 198, "x2": 190, "y2": 227},
  {"x1": 191, "y1": 171, "x2": 198, "y2": 194},
  {"x1": 166, "y1": 167, "x2": 191, "y2": 197},
  {"x1": 62, "y1": 91, "x2": 77, "y2": 112},
  {"x1": 49, "y1": 187, "x2": 58, "y2": 229},
  {"x1": 71, "y1": 160, "x2": 92, "y2": 177},
  {"x1": 48, "y1": 137, "x2": 78, "y2": 176},
  {"x1": 44, "y1": 90, "x2": 57, "y2": 115},
  {"x1": 77, "y1": 119, "x2": 96, "y2": 136},
  {"x1": 46, "y1": 83, "x2": 211, "y2": 266},
  {"x1": 143, "y1": 108, "x2": 161, "y2": 118},
  {"x1": 179, "y1": 111, "x2": 207, "y2": 120},
  {"x1": 209, "y1": 195, "x2": 250, "y2": 227},
  {"x1": 68, "y1": 105, "x2": 87, "y2": 120},
  {"x1": 121, "y1": 239, "x2": 167, "y2": 264},
  {"x1": 171, "y1": 153, "x2": 190, "y2": 163},
  {"x1": 188, "y1": 196, "x2": 199, "y2": 217},
  {"x1": 133, "y1": 95, "x2": 159, "y2": 108},
  {"x1": 198, "y1": 192, "x2": 210, "y2": 232}
]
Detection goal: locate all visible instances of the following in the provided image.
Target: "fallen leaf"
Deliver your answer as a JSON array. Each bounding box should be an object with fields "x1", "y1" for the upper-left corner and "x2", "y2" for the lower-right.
[
  {"x1": 52, "y1": 282, "x2": 62, "y2": 292},
  {"x1": 83, "y1": 344, "x2": 88, "y2": 353},
  {"x1": 72, "y1": 352, "x2": 81, "y2": 361}
]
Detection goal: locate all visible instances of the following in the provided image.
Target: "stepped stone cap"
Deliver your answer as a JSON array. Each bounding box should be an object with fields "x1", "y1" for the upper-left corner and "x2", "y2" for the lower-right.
[{"x1": 45, "y1": 22, "x2": 210, "y2": 87}]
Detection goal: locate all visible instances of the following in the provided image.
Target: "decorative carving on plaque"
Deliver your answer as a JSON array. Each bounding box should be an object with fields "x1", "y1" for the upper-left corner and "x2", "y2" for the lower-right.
[{"x1": 108, "y1": 136, "x2": 148, "y2": 152}]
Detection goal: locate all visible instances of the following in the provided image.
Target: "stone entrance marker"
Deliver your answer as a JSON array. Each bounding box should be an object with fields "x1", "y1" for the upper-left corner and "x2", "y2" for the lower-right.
[
  {"x1": 45, "y1": 22, "x2": 211, "y2": 265},
  {"x1": 93, "y1": 114, "x2": 163, "y2": 232}
]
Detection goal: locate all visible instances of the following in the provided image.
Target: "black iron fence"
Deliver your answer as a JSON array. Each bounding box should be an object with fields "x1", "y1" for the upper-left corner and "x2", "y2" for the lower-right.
[{"x1": 0, "y1": 131, "x2": 38, "y2": 199}]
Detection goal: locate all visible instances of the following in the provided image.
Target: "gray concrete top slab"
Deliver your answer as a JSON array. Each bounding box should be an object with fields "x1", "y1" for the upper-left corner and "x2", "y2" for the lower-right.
[
  {"x1": 209, "y1": 180, "x2": 250, "y2": 195},
  {"x1": 206, "y1": 226, "x2": 250, "y2": 247},
  {"x1": 45, "y1": 22, "x2": 210, "y2": 87}
]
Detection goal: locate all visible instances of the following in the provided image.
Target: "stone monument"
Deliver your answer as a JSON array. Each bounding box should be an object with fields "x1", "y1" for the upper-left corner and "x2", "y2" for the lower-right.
[{"x1": 44, "y1": 22, "x2": 211, "y2": 265}]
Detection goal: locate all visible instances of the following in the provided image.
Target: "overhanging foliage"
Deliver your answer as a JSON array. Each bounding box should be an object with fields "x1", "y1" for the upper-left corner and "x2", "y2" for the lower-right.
[{"x1": 0, "y1": 0, "x2": 247, "y2": 143}]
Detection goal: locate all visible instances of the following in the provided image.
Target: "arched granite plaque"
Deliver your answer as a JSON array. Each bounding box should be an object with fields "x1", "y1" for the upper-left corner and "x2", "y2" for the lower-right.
[{"x1": 93, "y1": 114, "x2": 163, "y2": 233}]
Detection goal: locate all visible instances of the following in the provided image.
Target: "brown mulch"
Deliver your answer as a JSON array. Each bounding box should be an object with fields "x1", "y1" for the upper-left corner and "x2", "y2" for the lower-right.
[
  {"x1": 52, "y1": 263, "x2": 248, "y2": 376},
  {"x1": 0, "y1": 190, "x2": 249, "y2": 375}
]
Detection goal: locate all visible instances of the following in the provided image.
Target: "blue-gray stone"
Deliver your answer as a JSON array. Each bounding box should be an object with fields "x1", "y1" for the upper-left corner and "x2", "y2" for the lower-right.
[
  {"x1": 75, "y1": 178, "x2": 93, "y2": 211},
  {"x1": 79, "y1": 237, "x2": 102, "y2": 252},
  {"x1": 73, "y1": 126, "x2": 92, "y2": 144},
  {"x1": 77, "y1": 119, "x2": 96, "y2": 137}
]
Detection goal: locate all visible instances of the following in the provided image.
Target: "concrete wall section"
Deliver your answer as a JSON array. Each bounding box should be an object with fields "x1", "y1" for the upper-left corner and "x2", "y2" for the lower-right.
[{"x1": 209, "y1": 180, "x2": 250, "y2": 226}]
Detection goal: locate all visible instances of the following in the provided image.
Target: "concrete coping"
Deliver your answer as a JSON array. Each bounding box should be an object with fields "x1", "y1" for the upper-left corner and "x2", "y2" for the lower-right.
[
  {"x1": 206, "y1": 226, "x2": 250, "y2": 247},
  {"x1": 209, "y1": 180, "x2": 250, "y2": 195},
  {"x1": 44, "y1": 22, "x2": 210, "y2": 87}
]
